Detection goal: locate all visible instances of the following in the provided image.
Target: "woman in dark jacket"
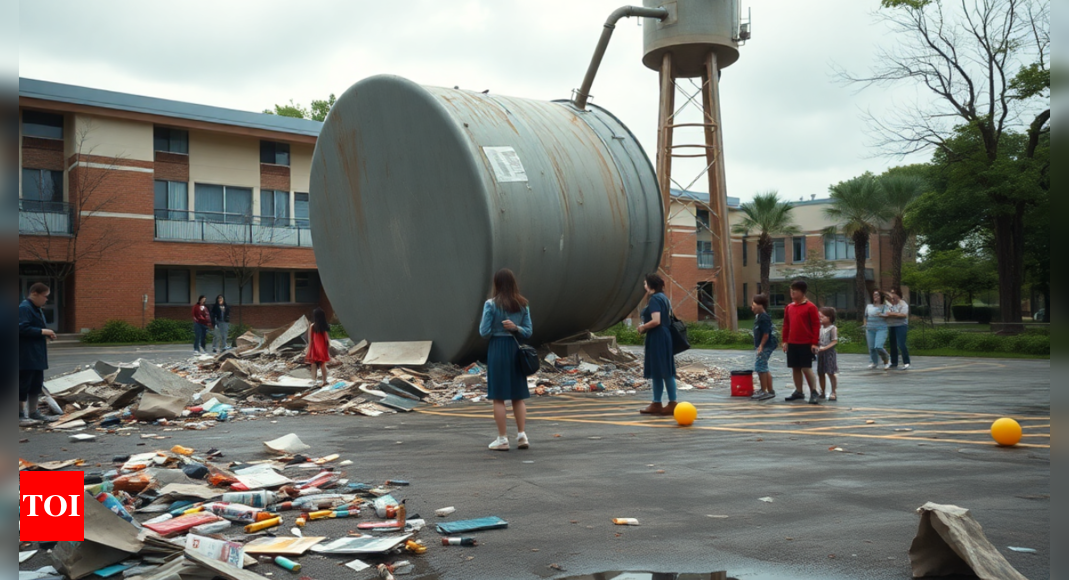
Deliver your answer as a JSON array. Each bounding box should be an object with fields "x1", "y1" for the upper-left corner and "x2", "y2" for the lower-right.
[
  {"x1": 192, "y1": 296, "x2": 211, "y2": 354},
  {"x1": 479, "y1": 268, "x2": 533, "y2": 452},
  {"x1": 210, "y1": 295, "x2": 230, "y2": 353},
  {"x1": 637, "y1": 273, "x2": 677, "y2": 416}
]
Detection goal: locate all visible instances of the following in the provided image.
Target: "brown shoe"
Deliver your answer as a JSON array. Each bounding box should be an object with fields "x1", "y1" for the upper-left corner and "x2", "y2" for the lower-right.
[
  {"x1": 661, "y1": 401, "x2": 678, "y2": 416},
  {"x1": 639, "y1": 402, "x2": 663, "y2": 415}
]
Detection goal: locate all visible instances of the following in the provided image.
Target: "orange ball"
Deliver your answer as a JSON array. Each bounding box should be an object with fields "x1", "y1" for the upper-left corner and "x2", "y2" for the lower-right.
[
  {"x1": 990, "y1": 417, "x2": 1022, "y2": 446},
  {"x1": 674, "y1": 402, "x2": 697, "y2": 426}
]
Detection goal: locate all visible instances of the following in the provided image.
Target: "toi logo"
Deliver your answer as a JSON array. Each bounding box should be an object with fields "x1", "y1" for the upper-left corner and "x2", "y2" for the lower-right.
[{"x1": 20, "y1": 471, "x2": 85, "y2": 541}]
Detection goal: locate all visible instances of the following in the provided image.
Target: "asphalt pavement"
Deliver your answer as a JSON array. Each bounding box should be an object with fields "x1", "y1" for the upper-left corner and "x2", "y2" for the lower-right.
[{"x1": 20, "y1": 345, "x2": 1050, "y2": 580}]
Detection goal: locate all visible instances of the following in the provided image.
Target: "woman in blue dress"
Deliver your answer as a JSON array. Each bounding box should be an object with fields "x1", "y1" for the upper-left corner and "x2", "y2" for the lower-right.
[
  {"x1": 637, "y1": 273, "x2": 677, "y2": 416},
  {"x1": 479, "y1": 268, "x2": 534, "y2": 451}
]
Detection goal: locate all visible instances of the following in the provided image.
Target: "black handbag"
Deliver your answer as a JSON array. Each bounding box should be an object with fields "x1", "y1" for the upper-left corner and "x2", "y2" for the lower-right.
[
  {"x1": 666, "y1": 301, "x2": 691, "y2": 355},
  {"x1": 513, "y1": 334, "x2": 540, "y2": 376}
]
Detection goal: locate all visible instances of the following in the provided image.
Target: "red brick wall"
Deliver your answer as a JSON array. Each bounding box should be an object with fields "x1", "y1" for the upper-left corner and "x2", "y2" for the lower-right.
[
  {"x1": 155, "y1": 304, "x2": 316, "y2": 330},
  {"x1": 661, "y1": 229, "x2": 719, "y2": 323}
]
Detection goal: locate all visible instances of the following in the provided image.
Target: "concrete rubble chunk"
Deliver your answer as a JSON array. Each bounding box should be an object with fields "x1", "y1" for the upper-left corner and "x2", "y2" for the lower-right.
[
  {"x1": 94, "y1": 361, "x2": 139, "y2": 384},
  {"x1": 44, "y1": 369, "x2": 104, "y2": 396},
  {"x1": 132, "y1": 359, "x2": 200, "y2": 401}
]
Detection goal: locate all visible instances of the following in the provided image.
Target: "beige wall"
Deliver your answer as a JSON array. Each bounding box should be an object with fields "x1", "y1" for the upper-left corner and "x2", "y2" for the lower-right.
[
  {"x1": 188, "y1": 130, "x2": 260, "y2": 188},
  {"x1": 290, "y1": 143, "x2": 314, "y2": 193},
  {"x1": 71, "y1": 114, "x2": 154, "y2": 162}
]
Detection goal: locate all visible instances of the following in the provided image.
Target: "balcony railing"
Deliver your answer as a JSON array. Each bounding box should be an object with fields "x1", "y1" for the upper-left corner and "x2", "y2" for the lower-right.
[
  {"x1": 697, "y1": 251, "x2": 715, "y2": 270},
  {"x1": 154, "y1": 210, "x2": 313, "y2": 247},
  {"x1": 19, "y1": 200, "x2": 72, "y2": 235}
]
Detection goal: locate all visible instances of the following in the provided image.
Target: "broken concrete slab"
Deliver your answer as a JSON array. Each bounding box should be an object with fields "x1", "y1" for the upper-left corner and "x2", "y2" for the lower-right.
[
  {"x1": 362, "y1": 341, "x2": 433, "y2": 366},
  {"x1": 909, "y1": 502, "x2": 1028, "y2": 580},
  {"x1": 377, "y1": 394, "x2": 421, "y2": 412},
  {"x1": 134, "y1": 393, "x2": 188, "y2": 421},
  {"x1": 132, "y1": 360, "x2": 199, "y2": 401},
  {"x1": 219, "y1": 359, "x2": 249, "y2": 377},
  {"x1": 348, "y1": 339, "x2": 369, "y2": 358},
  {"x1": 44, "y1": 369, "x2": 104, "y2": 396},
  {"x1": 386, "y1": 377, "x2": 431, "y2": 400},
  {"x1": 263, "y1": 316, "x2": 309, "y2": 354},
  {"x1": 94, "y1": 361, "x2": 139, "y2": 384}
]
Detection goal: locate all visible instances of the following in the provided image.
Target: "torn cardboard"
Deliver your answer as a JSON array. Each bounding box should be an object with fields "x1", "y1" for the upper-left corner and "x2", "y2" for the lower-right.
[
  {"x1": 134, "y1": 393, "x2": 188, "y2": 421},
  {"x1": 909, "y1": 502, "x2": 1028, "y2": 580},
  {"x1": 362, "y1": 341, "x2": 433, "y2": 366},
  {"x1": 263, "y1": 433, "x2": 311, "y2": 455},
  {"x1": 51, "y1": 492, "x2": 143, "y2": 579}
]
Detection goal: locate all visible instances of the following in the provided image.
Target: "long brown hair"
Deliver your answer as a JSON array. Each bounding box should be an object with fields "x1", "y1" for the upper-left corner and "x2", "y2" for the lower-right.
[
  {"x1": 312, "y1": 307, "x2": 330, "y2": 334},
  {"x1": 492, "y1": 268, "x2": 528, "y2": 313}
]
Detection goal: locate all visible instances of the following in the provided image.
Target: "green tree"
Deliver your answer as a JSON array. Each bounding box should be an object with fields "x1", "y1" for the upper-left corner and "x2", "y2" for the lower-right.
[
  {"x1": 903, "y1": 249, "x2": 998, "y2": 322},
  {"x1": 824, "y1": 174, "x2": 891, "y2": 313},
  {"x1": 784, "y1": 249, "x2": 845, "y2": 308},
  {"x1": 879, "y1": 171, "x2": 927, "y2": 291},
  {"x1": 730, "y1": 191, "x2": 799, "y2": 297},
  {"x1": 843, "y1": 0, "x2": 1050, "y2": 326},
  {"x1": 264, "y1": 94, "x2": 337, "y2": 122}
]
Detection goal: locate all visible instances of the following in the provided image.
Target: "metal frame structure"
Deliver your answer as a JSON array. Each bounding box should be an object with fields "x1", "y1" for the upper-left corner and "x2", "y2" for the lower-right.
[{"x1": 655, "y1": 51, "x2": 738, "y2": 331}]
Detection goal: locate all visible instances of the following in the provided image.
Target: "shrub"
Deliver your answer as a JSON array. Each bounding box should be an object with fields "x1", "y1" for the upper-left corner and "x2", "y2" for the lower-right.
[
  {"x1": 329, "y1": 324, "x2": 349, "y2": 339},
  {"x1": 911, "y1": 305, "x2": 930, "y2": 318},
  {"x1": 228, "y1": 323, "x2": 251, "y2": 341},
  {"x1": 768, "y1": 308, "x2": 785, "y2": 320},
  {"x1": 973, "y1": 306, "x2": 997, "y2": 324},
  {"x1": 82, "y1": 320, "x2": 151, "y2": 344},
  {"x1": 146, "y1": 318, "x2": 194, "y2": 342}
]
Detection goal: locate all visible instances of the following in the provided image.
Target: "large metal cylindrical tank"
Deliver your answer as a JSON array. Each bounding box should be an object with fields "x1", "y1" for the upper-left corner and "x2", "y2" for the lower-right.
[
  {"x1": 642, "y1": 0, "x2": 741, "y2": 76},
  {"x1": 310, "y1": 75, "x2": 663, "y2": 363}
]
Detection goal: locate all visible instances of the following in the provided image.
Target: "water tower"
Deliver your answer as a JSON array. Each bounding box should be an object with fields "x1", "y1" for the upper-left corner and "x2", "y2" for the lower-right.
[{"x1": 644, "y1": 0, "x2": 747, "y2": 331}]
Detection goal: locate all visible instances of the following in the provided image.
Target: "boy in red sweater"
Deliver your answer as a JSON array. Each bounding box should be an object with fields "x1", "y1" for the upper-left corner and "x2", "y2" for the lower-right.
[{"x1": 781, "y1": 279, "x2": 821, "y2": 404}]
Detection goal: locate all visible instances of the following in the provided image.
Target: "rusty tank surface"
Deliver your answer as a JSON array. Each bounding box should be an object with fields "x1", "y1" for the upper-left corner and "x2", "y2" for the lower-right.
[{"x1": 310, "y1": 75, "x2": 662, "y2": 363}]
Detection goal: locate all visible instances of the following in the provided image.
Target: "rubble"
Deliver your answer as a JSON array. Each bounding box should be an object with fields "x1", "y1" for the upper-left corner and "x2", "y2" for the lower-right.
[{"x1": 21, "y1": 320, "x2": 726, "y2": 439}]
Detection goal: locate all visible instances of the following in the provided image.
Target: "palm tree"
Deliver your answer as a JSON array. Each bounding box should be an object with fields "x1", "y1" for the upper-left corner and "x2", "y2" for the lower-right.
[
  {"x1": 731, "y1": 191, "x2": 799, "y2": 298},
  {"x1": 824, "y1": 175, "x2": 892, "y2": 314},
  {"x1": 879, "y1": 173, "x2": 927, "y2": 292}
]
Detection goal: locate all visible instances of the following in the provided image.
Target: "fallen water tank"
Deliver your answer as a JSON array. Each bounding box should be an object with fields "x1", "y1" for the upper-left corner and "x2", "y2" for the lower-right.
[{"x1": 310, "y1": 75, "x2": 663, "y2": 363}]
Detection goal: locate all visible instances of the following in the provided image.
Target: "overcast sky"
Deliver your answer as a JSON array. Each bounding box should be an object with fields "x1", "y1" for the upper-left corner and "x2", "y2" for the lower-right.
[{"x1": 19, "y1": 0, "x2": 940, "y2": 202}]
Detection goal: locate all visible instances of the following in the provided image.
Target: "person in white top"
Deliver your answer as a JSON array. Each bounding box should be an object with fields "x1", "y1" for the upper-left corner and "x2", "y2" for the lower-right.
[{"x1": 886, "y1": 289, "x2": 911, "y2": 369}]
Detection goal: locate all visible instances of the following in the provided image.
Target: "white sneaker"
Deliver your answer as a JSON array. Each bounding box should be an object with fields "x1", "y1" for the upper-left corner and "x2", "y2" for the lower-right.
[
  {"x1": 488, "y1": 437, "x2": 509, "y2": 451},
  {"x1": 517, "y1": 433, "x2": 530, "y2": 449},
  {"x1": 883, "y1": 362, "x2": 891, "y2": 370},
  {"x1": 867, "y1": 363, "x2": 876, "y2": 369},
  {"x1": 903, "y1": 364, "x2": 910, "y2": 369}
]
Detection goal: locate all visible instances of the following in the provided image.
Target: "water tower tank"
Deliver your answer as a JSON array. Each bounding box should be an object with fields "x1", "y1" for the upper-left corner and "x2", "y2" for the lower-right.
[
  {"x1": 642, "y1": 0, "x2": 740, "y2": 76},
  {"x1": 310, "y1": 75, "x2": 663, "y2": 363}
]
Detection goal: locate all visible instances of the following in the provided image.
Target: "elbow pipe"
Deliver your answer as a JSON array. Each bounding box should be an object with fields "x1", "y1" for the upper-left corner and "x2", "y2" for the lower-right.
[{"x1": 573, "y1": 5, "x2": 669, "y2": 110}]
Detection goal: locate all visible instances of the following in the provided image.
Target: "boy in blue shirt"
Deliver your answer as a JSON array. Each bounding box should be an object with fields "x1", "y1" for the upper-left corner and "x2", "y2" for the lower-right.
[{"x1": 751, "y1": 294, "x2": 777, "y2": 401}]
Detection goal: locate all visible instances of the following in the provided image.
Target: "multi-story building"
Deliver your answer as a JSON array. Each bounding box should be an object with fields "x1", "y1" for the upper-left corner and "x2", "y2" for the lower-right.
[{"x1": 18, "y1": 78, "x2": 329, "y2": 332}]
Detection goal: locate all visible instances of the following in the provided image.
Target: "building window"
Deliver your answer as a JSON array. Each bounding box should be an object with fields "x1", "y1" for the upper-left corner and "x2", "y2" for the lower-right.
[
  {"x1": 261, "y1": 190, "x2": 291, "y2": 226},
  {"x1": 195, "y1": 184, "x2": 253, "y2": 223},
  {"x1": 792, "y1": 236, "x2": 806, "y2": 262},
  {"x1": 22, "y1": 111, "x2": 64, "y2": 140},
  {"x1": 294, "y1": 193, "x2": 309, "y2": 228},
  {"x1": 153, "y1": 127, "x2": 189, "y2": 154},
  {"x1": 154, "y1": 180, "x2": 189, "y2": 220},
  {"x1": 260, "y1": 141, "x2": 290, "y2": 166},
  {"x1": 696, "y1": 208, "x2": 710, "y2": 231},
  {"x1": 295, "y1": 271, "x2": 320, "y2": 304},
  {"x1": 697, "y1": 240, "x2": 714, "y2": 269},
  {"x1": 196, "y1": 270, "x2": 252, "y2": 305},
  {"x1": 742, "y1": 239, "x2": 747, "y2": 267},
  {"x1": 769, "y1": 284, "x2": 787, "y2": 307},
  {"x1": 771, "y1": 238, "x2": 786, "y2": 264},
  {"x1": 260, "y1": 271, "x2": 291, "y2": 303},
  {"x1": 21, "y1": 168, "x2": 64, "y2": 210},
  {"x1": 154, "y1": 268, "x2": 191, "y2": 304},
  {"x1": 742, "y1": 282, "x2": 748, "y2": 305},
  {"x1": 824, "y1": 234, "x2": 869, "y2": 261}
]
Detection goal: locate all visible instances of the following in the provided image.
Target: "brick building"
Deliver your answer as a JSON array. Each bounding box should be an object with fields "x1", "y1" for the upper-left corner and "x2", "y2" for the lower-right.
[{"x1": 18, "y1": 78, "x2": 330, "y2": 333}]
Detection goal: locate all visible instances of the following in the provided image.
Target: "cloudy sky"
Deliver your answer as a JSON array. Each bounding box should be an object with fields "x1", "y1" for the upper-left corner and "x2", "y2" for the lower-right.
[{"x1": 19, "y1": 0, "x2": 940, "y2": 202}]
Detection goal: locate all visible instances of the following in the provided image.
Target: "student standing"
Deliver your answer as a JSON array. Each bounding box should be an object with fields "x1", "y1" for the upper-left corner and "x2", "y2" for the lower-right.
[
  {"x1": 750, "y1": 294, "x2": 778, "y2": 401},
  {"x1": 886, "y1": 289, "x2": 911, "y2": 369},
  {"x1": 817, "y1": 307, "x2": 840, "y2": 401},
  {"x1": 305, "y1": 307, "x2": 333, "y2": 387},
  {"x1": 637, "y1": 273, "x2": 678, "y2": 416},
  {"x1": 210, "y1": 295, "x2": 230, "y2": 354},
  {"x1": 479, "y1": 268, "x2": 534, "y2": 451},
  {"x1": 19, "y1": 283, "x2": 57, "y2": 422},
  {"x1": 192, "y1": 296, "x2": 211, "y2": 354},
  {"x1": 781, "y1": 279, "x2": 821, "y2": 404},
  {"x1": 864, "y1": 291, "x2": 890, "y2": 370}
]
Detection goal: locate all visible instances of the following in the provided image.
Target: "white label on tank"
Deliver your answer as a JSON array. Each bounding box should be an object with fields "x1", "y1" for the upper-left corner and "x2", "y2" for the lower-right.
[{"x1": 482, "y1": 146, "x2": 528, "y2": 183}]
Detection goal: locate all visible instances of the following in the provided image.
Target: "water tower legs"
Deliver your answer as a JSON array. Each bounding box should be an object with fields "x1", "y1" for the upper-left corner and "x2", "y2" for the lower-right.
[{"x1": 655, "y1": 51, "x2": 739, "y2": 331}]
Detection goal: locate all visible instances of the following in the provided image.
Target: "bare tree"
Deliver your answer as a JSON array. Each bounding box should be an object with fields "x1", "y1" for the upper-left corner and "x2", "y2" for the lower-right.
[
  {"x1": 20, "y1": 122, "x2": 136, "y2": 298},
  {"x1": 839, "y1": 0, "x2": 1050, "y2": 327},
  {"x1": 211, "y1": 222, "x2": 282, "y2": 329}
]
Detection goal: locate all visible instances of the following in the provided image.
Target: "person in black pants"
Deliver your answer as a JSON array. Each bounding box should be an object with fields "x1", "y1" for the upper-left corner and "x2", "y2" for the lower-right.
[
  {"x1": 19, "y1": 283, "x2": 57, "y2": 422},
  {"x1": 210, "y1": 295, "x2": 231, "y2": 353}
]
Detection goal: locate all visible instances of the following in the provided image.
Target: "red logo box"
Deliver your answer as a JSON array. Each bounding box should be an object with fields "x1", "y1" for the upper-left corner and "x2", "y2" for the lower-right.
[{"x1": 20, "y1": 471, "x2": 85, "y2": 541}]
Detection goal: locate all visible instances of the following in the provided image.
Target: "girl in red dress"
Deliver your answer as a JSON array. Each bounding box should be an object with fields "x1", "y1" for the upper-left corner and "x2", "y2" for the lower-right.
[{"x1": 305, "y1": 308, "x2": 332, "y2": 386}]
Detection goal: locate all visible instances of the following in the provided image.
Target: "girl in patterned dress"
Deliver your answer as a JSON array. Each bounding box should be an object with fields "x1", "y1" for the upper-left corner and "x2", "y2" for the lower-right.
[{"x1": 817, "y1": 307, "x2": 839, "y2": 401}]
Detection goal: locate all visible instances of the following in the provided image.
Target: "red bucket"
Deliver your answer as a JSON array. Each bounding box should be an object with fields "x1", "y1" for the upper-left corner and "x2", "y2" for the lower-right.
[{"x1": 730, "y1": 370, "x2": 754, "y2": 397}]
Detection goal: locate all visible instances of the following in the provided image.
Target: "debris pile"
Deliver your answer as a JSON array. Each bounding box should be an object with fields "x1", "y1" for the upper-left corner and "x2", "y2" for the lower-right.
[
  {"x1": 23, "y1": 317, "x2": 727, "y2": 434},
  {"x1": 18, "y1": 435, "x2": 486, "y2": 579}
]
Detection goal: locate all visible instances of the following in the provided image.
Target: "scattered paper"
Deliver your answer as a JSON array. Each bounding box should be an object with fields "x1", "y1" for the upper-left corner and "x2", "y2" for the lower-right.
[
  {"x1": 185, "y1": 534, "x2": 244, "y2": 568},
  {"x1": 759, "y1": 497, "x2": 775, "y2": 503},
  {"x1": 345, "y1": 559, "x2": 372, "y2": 572},
  {"x1": 69, "y1": 433, "x2": 97, "y2": 442},
  {"x1": 19, "y1": 551, "x2": 37, "y2": 563},
  {"x1": 263, "y1": 433, "x2": 311, "y2": 455},
  {"x1": 243, "y1": 536, "x2": 325, "y2": 556},
  {"x1": 1007, "y1": 546, "x2": 1037, "y2": 554},
  {"x1": 310, "y1": 534, "x2": 412, "y2": 555}
]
